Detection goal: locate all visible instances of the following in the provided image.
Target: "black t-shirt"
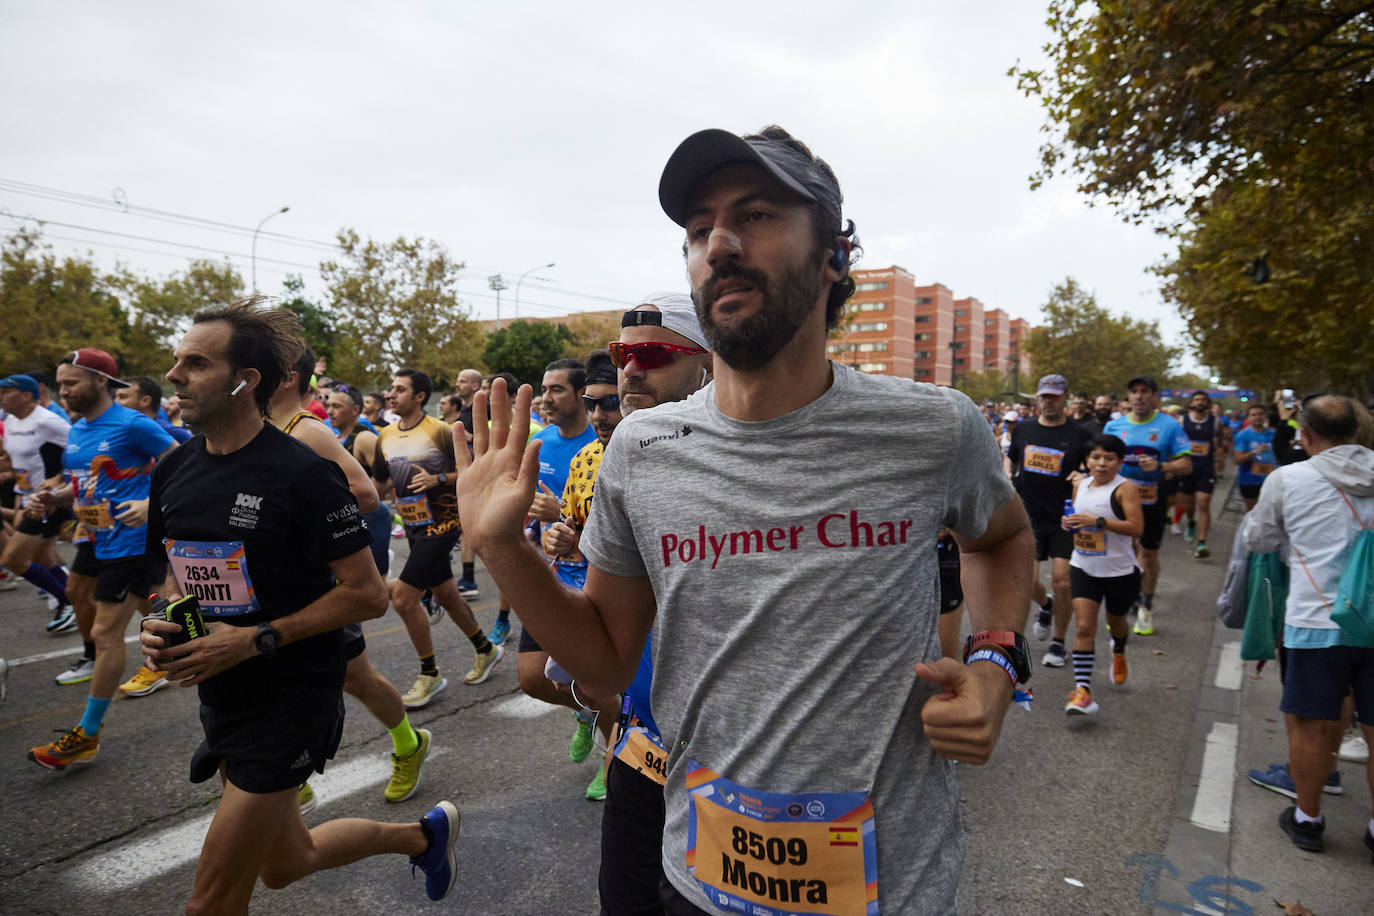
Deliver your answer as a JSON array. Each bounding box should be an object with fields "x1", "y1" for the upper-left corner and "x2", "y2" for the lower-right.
[
  {"x1": 1009, "y1": 419, "x2": 1094, "y2": 522},
  {"x1": 145, "y1": 424, "x2": 373, "y2": 709}
]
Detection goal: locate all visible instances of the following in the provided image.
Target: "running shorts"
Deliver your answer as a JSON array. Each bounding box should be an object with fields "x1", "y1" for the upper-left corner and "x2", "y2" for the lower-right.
[
  {"x1": 343, "y1": 623, "x2": 366, "y2": 661},
  {"x1": 94, "y1": 555, "x2": 166, "y2": 604},
  {"x1": 1140, "y1": 501, "x2": 1167, "y2": 550},
  {"x1": 1281, "y1": 645, "x2": 1374, "y2": 721},
  {"x1": 362, "y1": 504, "x2": 392, "y2": 577},
  {"x1": 17, "y1": 506, "x2": 75, "y2": 539},
  {"x1": 1240, "y1": 483, "x2": 1264, "y2": 501},
  {"x1": 1029, "y1": 517, "x2": 1074, "y2": 562},
  {"x1": 1175, "y1": 468, "x2": 1215, "y2": 495},
  {"x1": 1069, "y1": 565, "x2": 1141, "y2": 617},
  {"x1": 399, "y1": 533, "x2": 458, "y2": 590},
  {"x1": 71, "y1": 541, "x2": 99, "y2": 577},
  {"x1": 192, "y1": 689, "x2": 345, "y2": 794}
]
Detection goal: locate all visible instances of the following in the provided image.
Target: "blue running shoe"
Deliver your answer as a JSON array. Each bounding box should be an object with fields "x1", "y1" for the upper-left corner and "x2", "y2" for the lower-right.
[
  {"x1": 411, "y1": 800, "x2": 460, "y2": 901},
  {"x1": 1248, "y1": 763, "x2": 1342, "y2": 799},
  {"x1": 488, "y1": 617, "x2": 510, "y2": 647},
  {"x1": 456, "y1": 577, "x2": 479, "y2": 599}
]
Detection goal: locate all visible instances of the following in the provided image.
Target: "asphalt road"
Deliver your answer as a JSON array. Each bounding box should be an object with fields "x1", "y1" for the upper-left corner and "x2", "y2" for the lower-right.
[{"x1": 1, "y1": 487, "x2": 1370, "y2": 915}]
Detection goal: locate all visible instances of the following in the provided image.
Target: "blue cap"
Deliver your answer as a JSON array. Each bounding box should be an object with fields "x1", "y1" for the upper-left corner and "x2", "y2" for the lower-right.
[{"x1": 0, "y1": 374, "x2": 39, "y2": 396}]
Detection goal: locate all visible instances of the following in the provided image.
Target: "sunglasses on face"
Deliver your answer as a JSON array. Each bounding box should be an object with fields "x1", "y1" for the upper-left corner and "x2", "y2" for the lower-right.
[
  {"x1": 608, "y1": 340, "x2": 707, "y2": 371},
  {"x1": 582, "y1": 393, "x2": 621, "y2": 412}
]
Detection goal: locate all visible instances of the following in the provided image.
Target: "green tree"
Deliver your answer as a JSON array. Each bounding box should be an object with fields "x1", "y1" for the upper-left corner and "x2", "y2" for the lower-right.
[
  {"x1": 1156, "y1": 178, "x2": 1374, "y2": 395},
  {"x1": 0, "y1": 230, "x2": 125, "y2": 373},
  {"x1": 956, "y1": 368, "x2": 1016, "y2": 405},
  {"x1": 279, "y1": 274, "x2": 340, "y2": 369},
  {"x1": 482, "y1": 320, "x2": 572, "y2": 387},
  {"x1": 1012, "y1": 1, "x2": 1373, "y2": 395},
  {"x1": 559, "y1": 313, "x2": 622, "y2": 361},
  {"x1": 1025, "y1": 278, "x2": 1179, "y2": 397},
  {"x1": 1012, "y1": 0, "x2": 1372, "y2": 220},
  {"x1": 322, "y1": 229, "x2": 485, "y2": 390},
  {"x1": 112, "y1": 258, "x2": 244, "y2": 378}
]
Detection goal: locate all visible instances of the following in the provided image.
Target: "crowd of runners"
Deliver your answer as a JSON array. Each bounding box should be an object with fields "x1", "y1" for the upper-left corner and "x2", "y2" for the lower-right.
[{"x1": 1, "y1": 124, "x2": 1370, "y2": 914}]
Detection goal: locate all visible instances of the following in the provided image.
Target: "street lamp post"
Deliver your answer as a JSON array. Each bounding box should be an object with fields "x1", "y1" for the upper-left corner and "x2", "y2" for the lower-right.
[
  {"x1": 514, "y1": 262, "x2": 555, "y2": 318},
  {"x1": 488, "y1": 274, "x2": 509, "y2": 327},
  {"x1": 251, "y1": 205, "x2": 289, "y2": 293}
]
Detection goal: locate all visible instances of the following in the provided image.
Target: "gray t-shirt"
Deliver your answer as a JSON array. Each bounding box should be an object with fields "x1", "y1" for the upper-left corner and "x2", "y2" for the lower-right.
[{"x1": 581, "y1": 363, "x2": 1014, "y2": 914}]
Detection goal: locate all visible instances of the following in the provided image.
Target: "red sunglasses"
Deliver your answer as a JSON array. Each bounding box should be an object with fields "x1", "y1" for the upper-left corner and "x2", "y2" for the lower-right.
[{"x1": 608, "y1": 341, "x2": 707, "y2": 370}]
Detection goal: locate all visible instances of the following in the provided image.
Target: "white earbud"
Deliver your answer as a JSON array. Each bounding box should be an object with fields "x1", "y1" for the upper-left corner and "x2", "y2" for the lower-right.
[{"x1": 230, "y1": 379, "x2": 248, "y2": 397}]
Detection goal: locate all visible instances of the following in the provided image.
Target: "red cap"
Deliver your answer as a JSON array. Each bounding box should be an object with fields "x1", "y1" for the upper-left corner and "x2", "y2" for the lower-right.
[{"x1": 67, "y1": 349, "x2": 130, "y2": 388}]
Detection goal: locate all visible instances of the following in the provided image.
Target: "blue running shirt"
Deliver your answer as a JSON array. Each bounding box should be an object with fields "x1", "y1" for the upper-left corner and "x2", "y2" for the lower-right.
[
  {"x1": 1103, "y1": 411, "x2": 1191, "y2": 506},
  {"x1": 65, "y1": 403, "x2": 175, "y2": 559},
  {"x1": 1234, "y1": 426, "x2": 1277, "y2": 486}
]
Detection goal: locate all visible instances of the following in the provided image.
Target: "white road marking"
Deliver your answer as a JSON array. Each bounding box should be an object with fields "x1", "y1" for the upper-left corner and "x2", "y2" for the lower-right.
[
  {"x1": 9, "y1": 635, "x2": 140, "y2": 667},
  {"x1": 489, "y1": 692, "x2": 559, "y2": 719},
  {"x1": 1214, "y1": 641, "x2": 1243, "y2": 691},
  {"x1": 1190, "y1": 721, "x2": 1238, "y2": 833},
  {"x1": 72, "y1": 752, "x2": 401, "y2": 891}
]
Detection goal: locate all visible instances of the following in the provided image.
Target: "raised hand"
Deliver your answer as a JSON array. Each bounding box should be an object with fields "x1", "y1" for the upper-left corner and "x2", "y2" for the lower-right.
[{"x1": 453, "y1": 378, "x2": 543, "y2": 555}]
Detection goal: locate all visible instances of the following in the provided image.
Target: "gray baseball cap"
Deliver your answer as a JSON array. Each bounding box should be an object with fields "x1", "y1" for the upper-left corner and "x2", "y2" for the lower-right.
[{"x1": 658, "y1": 128, "x2": 842, "y2": 229}]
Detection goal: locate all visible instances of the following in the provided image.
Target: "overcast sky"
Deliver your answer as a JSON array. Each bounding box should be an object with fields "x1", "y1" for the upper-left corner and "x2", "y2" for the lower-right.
[{"x1": 2, "y1": 1, "x2": 1199, "y2": 372}]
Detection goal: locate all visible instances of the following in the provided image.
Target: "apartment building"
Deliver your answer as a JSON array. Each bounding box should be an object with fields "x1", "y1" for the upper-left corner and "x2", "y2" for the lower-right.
[{"x1": 828, "y1": 267, "x2": 1035, "y2": 386}]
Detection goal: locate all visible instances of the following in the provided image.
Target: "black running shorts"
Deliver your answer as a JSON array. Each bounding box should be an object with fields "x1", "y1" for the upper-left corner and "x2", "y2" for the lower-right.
[
  {"x1": 1240, "y1": 483, "x2": 1264, "y2": 501},
  {"x1": 1139, "y1": 501, "x2": 1167, "y2": 550},
  {"x1": 1069, "y1": 565, "x2": 1141, "y2": 617},
  {"x1": 600, "y1": 754, "x2": 668, "y2": 915},
  {"x1": 17, "y1": 506, "x2": 75, "y2": 539},
  {"x1": 518, "y1": 625, "x2": 542, "y2": 653},
  {"x1": 192, "y1": 689, "x2": 345, "y2": 794},
  {"x1": 94, "y1": 555, "x2": 166, "y2": 604},
  {"x1": 1030, "y1": 517, "x2": 1074, "y2": 562},
  {"x1": 399, "y1": 533, "x2": 457, "y2": 590},
  {"x1": 1175, "y1": 469, "x2": 1215, "y2": 495},
  {"x1": 343, "y1": 623, "x2": 366, "y2": 661},
  {"x1": 71, "y1": 541, "x2": 99, "y2": 578}
]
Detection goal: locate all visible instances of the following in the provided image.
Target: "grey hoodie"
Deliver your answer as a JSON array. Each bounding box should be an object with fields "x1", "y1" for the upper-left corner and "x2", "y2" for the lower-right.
[{"x1": 1245, "y1": 444, "x2": 1374, "y2": 634}]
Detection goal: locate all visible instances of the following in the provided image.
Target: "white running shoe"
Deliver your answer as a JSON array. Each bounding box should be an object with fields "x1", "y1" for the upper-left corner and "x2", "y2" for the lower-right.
[{"x1": 1338, "y1": 730, "x2": 1369, "y2": 764}]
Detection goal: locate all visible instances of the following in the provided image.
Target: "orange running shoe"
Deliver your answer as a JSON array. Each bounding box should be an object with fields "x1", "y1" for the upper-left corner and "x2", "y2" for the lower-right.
[
  {"x1": 29, "y1": 725, "x2": 99, "y2": 770},
  {"x1": 1112, "y1": 651, "x2": 1128, "y2": 685},
  {"x1": 1064, "y1": 686, "x2": 1099, "y2": 716}
]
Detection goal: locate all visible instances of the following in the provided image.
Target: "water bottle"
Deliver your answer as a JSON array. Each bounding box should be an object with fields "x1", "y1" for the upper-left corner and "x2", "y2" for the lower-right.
[{"x1": 1063, "y1": 498, "x2": 1077, "y2": 530}]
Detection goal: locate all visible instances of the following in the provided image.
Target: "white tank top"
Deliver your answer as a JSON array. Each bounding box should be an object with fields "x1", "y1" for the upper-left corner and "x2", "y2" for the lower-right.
[{"x1": 1069, "y1": 473, "x2": 1139, "y2": 578}]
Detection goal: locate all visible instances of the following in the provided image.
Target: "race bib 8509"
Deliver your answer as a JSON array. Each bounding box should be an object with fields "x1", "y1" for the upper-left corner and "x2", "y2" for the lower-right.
[
  {"x1": 686, "y1": 762, "x2": 878, "y2": 915},
  {"x1": 163, "y1": 539, "x2": 260, "y2": 617}
]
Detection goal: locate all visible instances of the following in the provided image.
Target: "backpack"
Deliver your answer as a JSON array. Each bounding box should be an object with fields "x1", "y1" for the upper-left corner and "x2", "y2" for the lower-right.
[
  {"x1": 1216, "y1": 522, "x2": 1251, "y2": 629},
  {"x1": 1292, "y1": 484, "x2": 1374, "y2": 648}
]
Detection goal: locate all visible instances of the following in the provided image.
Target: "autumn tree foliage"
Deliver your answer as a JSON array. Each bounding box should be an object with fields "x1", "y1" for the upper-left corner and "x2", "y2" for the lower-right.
[{"x1": 1012, "y1": 1, "x2": 1373, "y2": 395}]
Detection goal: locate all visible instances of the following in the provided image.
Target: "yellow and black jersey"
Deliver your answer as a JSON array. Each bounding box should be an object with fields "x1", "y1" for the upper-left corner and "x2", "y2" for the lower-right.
[
  {"x1": 374, "y1": 415, "x2": 459, "y2": 538},
  {"x1": 555, "y1": 439, "x2": 605, "y2": 564}
]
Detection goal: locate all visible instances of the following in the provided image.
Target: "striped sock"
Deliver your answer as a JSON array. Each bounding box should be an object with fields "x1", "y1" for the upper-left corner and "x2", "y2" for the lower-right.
[{"x1": 1072, "y1": 651, "x2": 1094, "y2": 690}]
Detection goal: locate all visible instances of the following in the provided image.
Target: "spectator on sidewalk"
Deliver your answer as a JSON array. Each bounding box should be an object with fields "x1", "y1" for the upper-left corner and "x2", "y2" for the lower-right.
[{"x1": 1242, "y1": 395, "x2": 1374, "y2": 856}]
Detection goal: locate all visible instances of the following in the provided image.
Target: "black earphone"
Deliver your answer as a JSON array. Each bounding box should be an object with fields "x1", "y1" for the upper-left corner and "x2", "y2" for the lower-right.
[{"x1": 828, "y1": 249, "x2": 845, "y2": 271}]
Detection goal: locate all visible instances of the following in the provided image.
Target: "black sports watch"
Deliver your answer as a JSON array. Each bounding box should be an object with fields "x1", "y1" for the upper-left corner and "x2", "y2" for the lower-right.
[
  {"x1": 1095, "y1": 515, "x2": 1107, "y2": 529},
  {"x1": 963, "y1": 630, "x2": 1032, "y2": 684},
  {"x1": 254, "y1": 623, "x2": 282, "y2": 659}
]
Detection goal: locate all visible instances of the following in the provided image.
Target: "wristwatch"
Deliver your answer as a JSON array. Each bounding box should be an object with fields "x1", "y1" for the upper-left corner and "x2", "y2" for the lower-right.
[
  {"x1": 254, "y1": 623, "x2": 282, "y2": 659},
  {"x1": 963, "y1": 630, "x2": 1032, "y2": 683},
  {"x1": 437, "y1": 472, "x2": 449, "y2": 485},
  {"x1": 1095, "y1": 516, "x2": 1106, "y2": 529}
]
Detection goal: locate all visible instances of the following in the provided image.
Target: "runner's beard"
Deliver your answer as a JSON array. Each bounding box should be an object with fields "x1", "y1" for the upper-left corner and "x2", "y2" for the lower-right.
[{"x1": 694, "y1": 259, "x2": 821, "y2": 372}]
